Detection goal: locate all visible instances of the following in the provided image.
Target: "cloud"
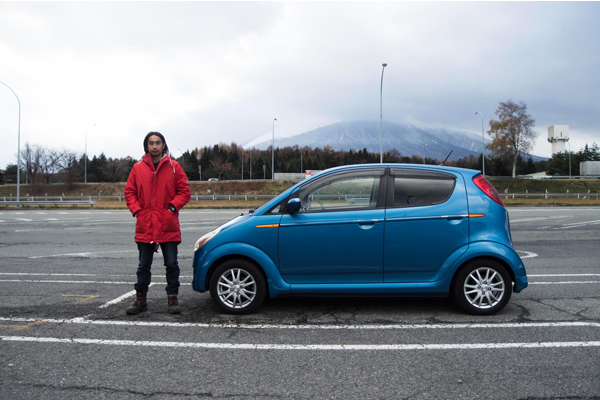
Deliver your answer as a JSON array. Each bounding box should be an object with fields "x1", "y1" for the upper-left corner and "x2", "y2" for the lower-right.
[{"x1": 1, "y1": 2, "x2": 598, "y2": 169}]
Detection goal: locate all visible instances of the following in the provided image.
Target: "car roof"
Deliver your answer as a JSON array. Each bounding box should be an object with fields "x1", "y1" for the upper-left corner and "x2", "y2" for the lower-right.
[{"x1": 317, "y1": 163, "x2": 481, "y2": 177}]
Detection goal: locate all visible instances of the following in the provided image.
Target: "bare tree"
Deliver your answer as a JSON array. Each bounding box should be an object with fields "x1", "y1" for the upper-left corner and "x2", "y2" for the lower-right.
[
  {"x1": 488, "y1": 100, "x2": 537, "y2": 178},
  {"x1": 39, "y1": 147, "x2": 62, "y2": 184},
  {"x1": 20, "y1": 143, "x2": 43, "y2": 184},
  {"x1": 58, "y1": 150, "x2": 82, "y2": 185}
]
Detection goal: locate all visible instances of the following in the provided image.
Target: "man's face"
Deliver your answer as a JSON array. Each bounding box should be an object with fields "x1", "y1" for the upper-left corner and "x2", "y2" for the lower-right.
[{"x1": 147, "y1": 135, "x2": 165, "y2": 157}]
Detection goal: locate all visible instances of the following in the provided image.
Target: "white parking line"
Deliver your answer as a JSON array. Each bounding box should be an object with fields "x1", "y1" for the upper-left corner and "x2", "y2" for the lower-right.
[
  {"x1": 555, "y1": 220, "x2": 600, "y2": 230},
  {"x1": 1, "y1": 317, "x2": 599, "y2": 330},
  {"x1": 529, "y1": 281, "x2": 600, "y2": 285},
  {"x1": 28, "y1": 250, "x2": 137, "y2": 259},
  {"x1": 517, "y1": 250, "x2": 538, "y2": 259},
  {"x1": 2, "y1": 335, "x2": 599, "y2": 351},
  {"x1": 0, "y1": 272, "x2": 194, "y2": 278},
  {"x1": 0, "y1": 279, "x2": 192, "y2": 286},
  {"x1": 511, "y1": 216, "x2": 570, "y2": 223}
]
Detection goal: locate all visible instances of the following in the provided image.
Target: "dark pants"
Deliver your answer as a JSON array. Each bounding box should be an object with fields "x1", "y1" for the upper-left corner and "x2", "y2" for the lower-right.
[{"x1": 135, "y1": 242, "x2": 180, "y2": 296}]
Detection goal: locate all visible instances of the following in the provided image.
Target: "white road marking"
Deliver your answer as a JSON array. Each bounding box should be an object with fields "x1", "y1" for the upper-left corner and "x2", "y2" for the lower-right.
[
  {"x1": 517, "y1": 250, "x2": 538, "y2": 259},
  {"x1": 99, "y1": 290, "x2": 136, "y2": 308},
  {"x1": 0, "y1": 279, "x2": 133, "y2": 285},
  {"x1": 0, "y1": 279, "x2": 192, "y2": 285},
  {"x1": 14, "y1": 218, "x2": 33, "y2": 222},
  {"x1": 35, "y1": 212, "x2": 47, "y2": 215},
  {"x1": 28, "y1": 250, "x2": 137, "y2": 259},
  {"x1": 529, "y1": 281, "x2": 600, "y2": 285},
  {"x1": 510, "y1": 216, "x2": 570, "y2": 223},
  {"x1": 46, "y1": 218, "x2": 59, "y2": 221},
  {"x1": 529, "y1": 274, "x2": 600, "y2": 277},
  {"x1": 1, "y1": 317, "x2": 599, "y2": 331},
  {"x1": 2, "y1": 335, "x2": 600, "y2": 351},
  {"x1": 555, "y1": 219, "x2": 600, "y2": 230},
  {"x1": 0, "y1": 272, "x2": 194, "y2": 278},
  {"x1": 98, "y1": 283, "x2": 158, "y2": 308}
]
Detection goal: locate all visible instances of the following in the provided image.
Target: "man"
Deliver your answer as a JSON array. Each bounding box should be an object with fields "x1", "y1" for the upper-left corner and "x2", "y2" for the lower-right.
[{"x1": 124, "y1": 132, "x2": 191, "y2": 315}]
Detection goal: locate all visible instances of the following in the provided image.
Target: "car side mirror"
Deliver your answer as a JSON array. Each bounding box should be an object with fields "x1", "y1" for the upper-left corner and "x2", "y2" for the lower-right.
[{"x1": 286, "y1": 198, "x2": 301, "y2": 213}]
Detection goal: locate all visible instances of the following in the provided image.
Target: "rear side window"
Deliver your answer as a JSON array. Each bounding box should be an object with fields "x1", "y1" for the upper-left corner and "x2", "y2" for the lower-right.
[{"x1": 390, "y1": 169, "x2": 455, "y2": 207}]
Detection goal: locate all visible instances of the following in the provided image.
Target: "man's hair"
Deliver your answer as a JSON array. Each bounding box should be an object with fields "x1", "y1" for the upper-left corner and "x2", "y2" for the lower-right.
[{"x1": 143, "y1": 131, "x2": 169, "y2": 155}]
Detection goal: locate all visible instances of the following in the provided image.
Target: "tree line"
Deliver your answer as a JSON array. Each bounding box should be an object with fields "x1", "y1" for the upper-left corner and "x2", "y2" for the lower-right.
[{"x1": 1, "y1": 100, "x2": 598, "y2": 184}]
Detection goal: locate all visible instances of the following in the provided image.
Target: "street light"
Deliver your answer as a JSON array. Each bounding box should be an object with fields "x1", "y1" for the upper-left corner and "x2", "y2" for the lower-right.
[
  {"x1": 0, "y1": 80, "x2": 21, "y2": 202},
  {"x1": 423, "y1": 144, "x2": 427, "y2": 164},
  {"x1": 380, "y1": 63, "x2": 387, "y2": 163},
  {"x1": 474, "y1": 111, "x2": 485, "y2": 177},
  {"x1": 84, "y1": 123, "x2": 97, "y2": 184},
  {"x1": 272, "y1": 118, "x2": 277, "y2": 180},
  {"x1": 241, "y1": 148, "x2": 244, "y2": 180}
]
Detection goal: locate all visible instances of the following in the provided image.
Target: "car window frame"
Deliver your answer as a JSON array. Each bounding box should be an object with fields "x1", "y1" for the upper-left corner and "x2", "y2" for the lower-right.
[
  {"x1": 286, "y1": 168, "x2": 387, "y2": 214},
  {"x1": 386, "y1": 168, "x2": 456, "y2": 209}
]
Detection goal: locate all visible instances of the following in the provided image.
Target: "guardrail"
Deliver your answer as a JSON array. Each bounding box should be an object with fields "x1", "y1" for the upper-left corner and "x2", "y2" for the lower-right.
[
  {"x1": 0, "y1": 200, "x2": 96, "y2": 206},
  {"x1": 1, "y1": 192, "x2": 599, "y2": 203}
]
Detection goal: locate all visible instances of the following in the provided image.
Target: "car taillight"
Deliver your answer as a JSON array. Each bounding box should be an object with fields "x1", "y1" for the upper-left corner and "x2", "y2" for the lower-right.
[{"x1": 473, "y1": 175, "x2": 504, "y2": 207}]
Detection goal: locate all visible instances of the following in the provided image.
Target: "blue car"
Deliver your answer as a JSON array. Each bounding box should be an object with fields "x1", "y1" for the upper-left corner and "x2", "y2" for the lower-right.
[{"x1": 192, "y1": 164, "x2": 528, "y2": 315}]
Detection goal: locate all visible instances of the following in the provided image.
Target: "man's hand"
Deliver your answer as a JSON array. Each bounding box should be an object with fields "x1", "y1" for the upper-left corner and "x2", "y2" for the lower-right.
[
  {"x1": 154, "y1": 243, "x2": 160, "y2": 252},
  {"x1": 168, "y1": 204, "x2": 176, "y2": 213}
]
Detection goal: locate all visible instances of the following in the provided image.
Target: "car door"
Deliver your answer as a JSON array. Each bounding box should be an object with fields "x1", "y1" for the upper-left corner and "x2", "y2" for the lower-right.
[
  {"x1": 279, "y1": 168, "x2": 386, "y2": 284},
  {"x1": 384, "y1": 168, "x2": 469, "y2": 282}
]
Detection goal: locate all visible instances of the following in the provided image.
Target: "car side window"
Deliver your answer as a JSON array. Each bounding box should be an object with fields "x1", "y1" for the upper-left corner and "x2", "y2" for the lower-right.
[
  {"x1": 391, "y1": 169, "x2": 455, "y2": 207},
  {"x1": 297, "y1": 171, "x2": 383, "y2": 212}
]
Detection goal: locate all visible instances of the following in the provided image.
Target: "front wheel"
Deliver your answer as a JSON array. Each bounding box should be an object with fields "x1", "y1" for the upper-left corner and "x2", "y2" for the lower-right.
[
  {"x1": 209, "y1": 260, "x2": 266, "y2": 314},
  {"x1": 453, "y1": 259, "x2": 512, "y2": 315}
]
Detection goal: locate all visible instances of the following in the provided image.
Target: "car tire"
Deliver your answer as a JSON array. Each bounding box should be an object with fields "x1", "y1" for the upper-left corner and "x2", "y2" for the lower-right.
[
  {"x1": 209, "y1": 260, "x2": 266, "y2": 314},
  {"x1": 453, "y1": 259, "x2": 512, "y2": 315}
]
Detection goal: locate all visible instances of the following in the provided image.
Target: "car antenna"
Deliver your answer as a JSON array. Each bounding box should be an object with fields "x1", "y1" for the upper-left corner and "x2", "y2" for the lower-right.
[{"x1": 439, "y1": 150, "x2": 453, "y2": 166}]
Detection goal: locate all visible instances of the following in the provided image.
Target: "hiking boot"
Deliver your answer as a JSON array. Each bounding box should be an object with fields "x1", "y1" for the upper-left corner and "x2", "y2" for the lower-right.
[
  {"x1": 126, "y1": 291, "x2": 147, "y2": 315},
  {"x1": 168, "y1": 295, "x2": 181, "y2": 314}
]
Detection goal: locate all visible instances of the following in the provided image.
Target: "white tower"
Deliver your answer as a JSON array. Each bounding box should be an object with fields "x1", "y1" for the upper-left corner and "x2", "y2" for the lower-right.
[{"x1": 548, "y1": 125, "x2": 569, "y2": 154}]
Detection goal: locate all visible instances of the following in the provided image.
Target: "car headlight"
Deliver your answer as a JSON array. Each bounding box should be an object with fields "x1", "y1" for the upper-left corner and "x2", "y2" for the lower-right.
[{"x1": 194, "y1": 227, "x2": 221, "y2": 252}]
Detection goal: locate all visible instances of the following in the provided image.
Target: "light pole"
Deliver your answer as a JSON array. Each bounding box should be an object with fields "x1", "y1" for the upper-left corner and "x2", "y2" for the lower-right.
[
  {"x1": 84, "y1": 123, "x2": 97, "y2": 183},
  {"x1": 474, "y1": 111, "x2": 485, "y2": 176},
  {"x1": 250, "y1": 150, "x2": 252, "y2": 180},
  {"x1": 567, "y1": 140, "x2": 572, "y2": 178},
  {"x1": 0, "y1": 80, "x2": 21, "y2": 202},
  {"x1": 380, "y1": 63, "x2": 387, "y2": 163},
  {"x1": 272, "y1": 118, "x2": 276, "y2": 180},
  {"x1": 196, "y1": 151, "x2": 202, "y2": 181},
  {"x1": 241, "y1": 148, "x2": 244, "y2": 180},
  {"x1": 423, "y1": 144, "x2": 427, "y2": 164}
]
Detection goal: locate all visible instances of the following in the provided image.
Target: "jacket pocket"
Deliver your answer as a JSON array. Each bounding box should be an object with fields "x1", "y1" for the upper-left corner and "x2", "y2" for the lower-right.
[{"x1": 163, "y1": 208, "x2": 179, "y2": 233}]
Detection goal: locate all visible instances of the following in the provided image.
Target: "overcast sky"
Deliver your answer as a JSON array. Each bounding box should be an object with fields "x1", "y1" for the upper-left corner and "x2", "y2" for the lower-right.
[{"x1": 1, "y1": 2, "x2": 599, "y2": 168}]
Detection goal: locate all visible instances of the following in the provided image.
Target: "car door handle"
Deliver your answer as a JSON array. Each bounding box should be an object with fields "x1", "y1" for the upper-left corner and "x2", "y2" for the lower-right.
[
  {"x1": 441, "y1": 215, "x2": 468, "y2": 220},
  {"x1": 356, "y1": 219, "x2": 379, "y2": 225}
]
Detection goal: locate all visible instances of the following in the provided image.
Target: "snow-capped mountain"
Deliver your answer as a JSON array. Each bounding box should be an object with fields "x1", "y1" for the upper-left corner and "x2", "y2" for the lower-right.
[{"x1": 248, "y1": 121, "x2": 545, "y2": 162}]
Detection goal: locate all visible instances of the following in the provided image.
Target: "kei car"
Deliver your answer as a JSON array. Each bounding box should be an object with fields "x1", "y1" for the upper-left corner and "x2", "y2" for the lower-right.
[{"x1": 192, "y1": 164, "x2": 528, "y2": 315}]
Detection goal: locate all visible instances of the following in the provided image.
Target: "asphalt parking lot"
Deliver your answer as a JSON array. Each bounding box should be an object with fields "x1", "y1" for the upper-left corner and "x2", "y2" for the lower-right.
[{"x1": 1, "y1": 207, "x2": 599, "y2": 399}]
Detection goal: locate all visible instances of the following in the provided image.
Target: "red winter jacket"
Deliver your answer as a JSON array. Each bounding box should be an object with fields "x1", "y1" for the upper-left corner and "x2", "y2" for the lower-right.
[{"x1": 125, "y1": 153, "x2": 191, "y2": 243}]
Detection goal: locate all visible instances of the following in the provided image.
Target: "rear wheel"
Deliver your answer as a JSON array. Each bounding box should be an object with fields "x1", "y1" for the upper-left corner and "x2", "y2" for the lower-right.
[
  {"x1": 453, "y1": 259, "x2": 512, "y2": 315},
  {"x1": 209, "y1": 260, "x2": 266, "y2": 314}
]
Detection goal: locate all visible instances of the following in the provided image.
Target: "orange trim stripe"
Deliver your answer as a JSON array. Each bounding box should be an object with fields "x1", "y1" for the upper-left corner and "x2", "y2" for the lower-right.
[
  {"x1": 469, "y1": 214, "x2": 486, "y2": 218},
  {"x1": 255, "y1": 224, "x2": 280, "y2": 228}
]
